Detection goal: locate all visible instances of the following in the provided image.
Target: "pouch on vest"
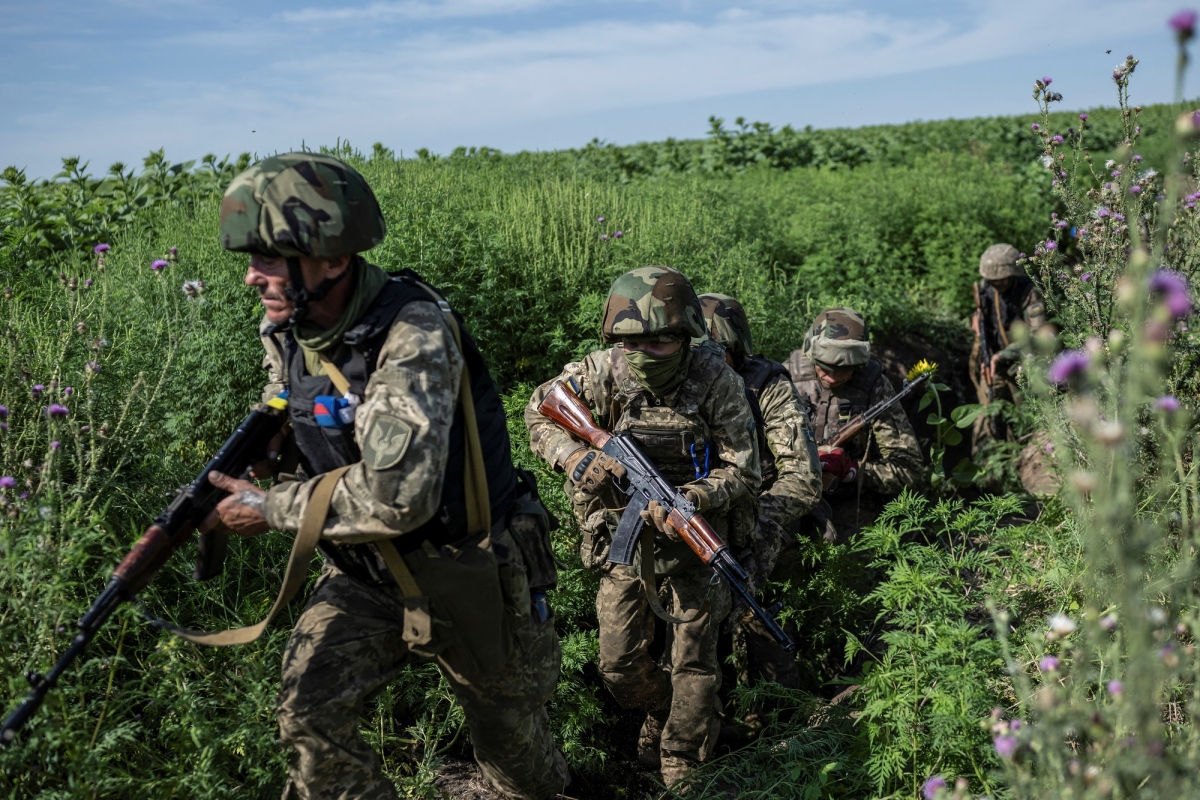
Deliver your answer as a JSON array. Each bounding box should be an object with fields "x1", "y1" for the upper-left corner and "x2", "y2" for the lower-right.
[{"x1": 313, "y1": 394, "x2": 358, "y2": 428}]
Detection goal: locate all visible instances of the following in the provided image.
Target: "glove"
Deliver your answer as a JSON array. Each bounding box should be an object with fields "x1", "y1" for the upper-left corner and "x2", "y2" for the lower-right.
[
  {"x1": 640, "y1": 499, "x2": 683, "y2": 542},
  {"x1": 563, "y1": 447, "x2": 627, "y2": 495},
  {"x1": 818, "y1": 448, "x2": 858, "y2": 481}
]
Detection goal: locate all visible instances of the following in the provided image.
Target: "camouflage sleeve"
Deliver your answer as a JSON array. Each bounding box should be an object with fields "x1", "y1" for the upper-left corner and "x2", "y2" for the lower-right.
[
  {"x1": 860, "y1": 375, "x2": 924, "y2": 496},
  {"x1": 262, "y1": 300, "x2": 464, "y2": 541},
  {"x1": 258, "y1": 317, "x2": 287, "y2": 403},
  {"x1": 756, "y1": 374, "x2": 822, "y2": 529},
  {"x1": 524, "y1": 348, "x2": 614, "y2": 470},
  {"x1": 692, "y1": 364, "x2": 761, "y2": 513}
]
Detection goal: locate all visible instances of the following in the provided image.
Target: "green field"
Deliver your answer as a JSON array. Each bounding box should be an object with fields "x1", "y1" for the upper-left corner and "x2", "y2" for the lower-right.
[{"x1": 3, "y1": 76, "x2": 1200, "y2": 798}]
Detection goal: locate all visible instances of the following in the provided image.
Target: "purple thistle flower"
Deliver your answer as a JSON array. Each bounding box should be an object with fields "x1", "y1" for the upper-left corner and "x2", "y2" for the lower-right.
[
  {"x1": 1056, "y1": 220, "x2": 1068, "y2": 228},
  {"x1": 85, "y1": 278, "x2": 93, "y2": 288},
  {"x1": 1108, "y1": 679, "x2": 1124, "y2": 695},
  {"x1": 1049, "y1": 350, "x2": 1090, "y2": 385},
  {"x1": 80, "y1": 425, "x2": 90, "y2": 433},
  {"x1": 93, "y1": 244, "x2": 110, "y2": 254},
  {"x1": 0, "y1": 476, "x2": 14, "y2": 489},
  {"x1": 1155, "y1": 395, "x2": 1181, "y2": 412},
  {"x1": 1130, "y1": 185, "x2": 1143, "y2": 194},
  {"x1": 994, "y1": 735, "x2": 1019, "y2": 759},
  {"x1": 0, "y1": 405, "x2": 7, "y2": 419},
  {"x1": 1081, "y1": 273, "x2": 1092, "y2": 282},
  {"x1": 1080, "y1": 113, "x2": 1089, "y2": 121},
  {"x1": 613, "y1": 230, "x2": 623, "y2": 239},
  {"x1": 86, "y1": 361, "x2": 100, "y2": 374},
  {"x1": 1111, "y1": 170, "x2": 1121, "y2": 178},
  {"x1": 1149, "y1": 269, "x2": 1193, "y2": 318},
  {"x1": 50, "y1": 441, "x2": 60, "y2": 451},
  {"x1": 1045, "y1": 240, "x2": 1057, "y2": 251},
  {"x1": 1039, "y1": 655, "x2": 1060, "y2": 671},
  {"x1": 922, "y1": 775, "x2": 947, "y2": 799},
  {"x1": 1170, "y1": 9, "x2": 1198, "y2": 38},
  {"x1": 1052, "y1": 135, "x2": 1064, "y2": 144},
  {"x1": 62, "y1": 387, "x2": 72, "y2": 397},
  {"x1": 1097, "y1": 207, "x2": 1111, "y2": 218},
  {"x1": 44, "y1": 404, "x2": 68, "y2": 419},
  {"x1": 1134, "y1": 154, "x2": 1144, "y2": 162},
  {"x1": 0, "y1": 422, "x2": 8, "y2": 432},
  {"x1": 31, "y1": 384, "x2": 44, "y2": 399},
  {"x1": 597, "y1": 216, "x2": 605, "y2": 223},
  {"x1": 1031, "y1": 123, "x2": 1040, "y2": 131},
  {"x1": 151, "y1": 259, "x2": 168, "y2": 271},
  {"x1": 169, "y1": 246, "x2": 178, "y2": 256},
  {"x1": 1115, "y1": 213, "x2": 1126, "y2": 221},
  {"x1": 1041, "y1": 76, "x2": 1053, "y2": 86},
  {"x1": 19, "y1": 492, "x2": 28, "y2": 500},
  {"x1": 599, "y1": 234, "x2": 608, "y2": 241}
]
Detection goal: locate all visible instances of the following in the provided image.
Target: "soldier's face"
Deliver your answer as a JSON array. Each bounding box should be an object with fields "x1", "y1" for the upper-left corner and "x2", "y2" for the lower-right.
[
  {"x1": 814, "y1": 363, "x2": 854, "y2": 389},
  {"x1": 622, "y1": 339, "x2": 683, "y2": 357},
  {"x1": 988, "y1": 278, "x2": 1014, "y2": 293},
  {"x1": 245, "y1": 255, "x2": 348, "y2": 325}
]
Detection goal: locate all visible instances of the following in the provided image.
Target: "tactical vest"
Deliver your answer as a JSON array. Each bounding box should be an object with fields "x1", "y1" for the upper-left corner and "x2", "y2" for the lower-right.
[
  {"x1": 609, "y1": 339, "x2": 730, "y2": 487},
  {"x1": 980, "y1": 276, "x2": 1036, "y2": 353},
  {"x1": 738, "y1": 354, "x2": 791, "y2": 492},
  {"x1": 787, "y1": 352, "x2": 882, "y2": 460},
  {"x1": 282, "y1": 269, "x2": 517, "y2": 577}
]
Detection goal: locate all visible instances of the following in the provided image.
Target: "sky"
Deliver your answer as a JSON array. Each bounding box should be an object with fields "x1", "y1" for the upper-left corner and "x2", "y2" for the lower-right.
[{"x1": 2, "y1": 0, "x2": 1198, "y2": 179}]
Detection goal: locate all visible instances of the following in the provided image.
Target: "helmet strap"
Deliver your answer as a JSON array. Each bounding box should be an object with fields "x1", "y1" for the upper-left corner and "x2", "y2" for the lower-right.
[{"x1": 281, "y1": 255, "x2": 354, "y2": 330}]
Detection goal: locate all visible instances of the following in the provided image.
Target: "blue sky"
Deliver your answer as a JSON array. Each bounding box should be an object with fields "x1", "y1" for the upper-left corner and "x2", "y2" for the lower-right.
[{"x1": 2, "y1": 0, "x2": 1197, "y2": 178}]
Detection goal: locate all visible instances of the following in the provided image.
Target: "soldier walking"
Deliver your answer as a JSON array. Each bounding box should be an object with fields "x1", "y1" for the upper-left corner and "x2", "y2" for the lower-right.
[
  {"x1": 199, "y1": 153, "x2": 568, "y2": 800},
  {"x1": 787, "y1": 308, "x2": 923, "y2": 541},
  {"x1": 698, "y1": 294, "x2": 821, "y2": 689},
  {"x1": 525, "y1": 267, "x2": 760, "y2": 788}
]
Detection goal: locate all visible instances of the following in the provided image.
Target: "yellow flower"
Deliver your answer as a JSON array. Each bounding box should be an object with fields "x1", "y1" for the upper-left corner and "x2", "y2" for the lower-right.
[{"x1": 907, "y1": 359, "x2": 938, "y2": 382}]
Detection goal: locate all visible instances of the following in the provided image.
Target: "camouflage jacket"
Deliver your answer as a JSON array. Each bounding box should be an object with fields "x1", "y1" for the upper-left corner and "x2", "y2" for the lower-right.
[
  {"x1": 259, "y1": 300, "x2": 465, "y2": 542},
  {"x1": 753, "y1": 370, "x2": 822, "y2": 531},
  {"x1": 978, "y1": 277, "x2": 1049, "y2": 365},
  {"x1": 788, "y1": 353, "x2": 923, "y2": 497},
  {"x1": 525, "y1": 341, "x2": 760, "y2": 517}
]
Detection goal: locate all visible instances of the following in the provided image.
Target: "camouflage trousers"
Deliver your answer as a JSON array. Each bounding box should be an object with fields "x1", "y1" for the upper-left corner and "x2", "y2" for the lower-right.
[
  {"x1": 277, "y1": 530, "x2": 568, "y2": 800},
  {"x1": 596, "y1": 561, "x2": 731, "y2": 784}
]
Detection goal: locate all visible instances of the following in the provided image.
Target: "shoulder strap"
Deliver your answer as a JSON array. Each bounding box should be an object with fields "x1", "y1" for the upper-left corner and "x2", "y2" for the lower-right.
[{"x1": 740, "y1": 355, "x2": 789, "y2": 396}]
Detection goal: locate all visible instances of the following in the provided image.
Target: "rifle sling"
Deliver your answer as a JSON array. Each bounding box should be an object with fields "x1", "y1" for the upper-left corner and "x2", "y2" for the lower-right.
[{"x1": 639, "y1": 529, "x2": 710, "y2": 625}]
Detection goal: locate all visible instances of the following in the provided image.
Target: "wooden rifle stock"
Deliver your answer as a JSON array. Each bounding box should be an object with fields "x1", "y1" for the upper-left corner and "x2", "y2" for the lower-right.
[
  {"x1": 537, "y1": 381, "x2": 612, "y2": 449},
  {"x1": 666, "y1": 508, "x2": 725, "y2": 564},
  {"x1": 825, "y1": 414, "x2": 867, "y2": 451}
]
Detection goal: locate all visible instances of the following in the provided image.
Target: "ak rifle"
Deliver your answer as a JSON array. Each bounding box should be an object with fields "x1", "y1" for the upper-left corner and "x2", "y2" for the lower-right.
[
  {"x1": 538, "y1": 380, "x2": 793, "y2": 651},
  {"x1": 822, "y1": 371, "x2": 931, "y2": 451},
  {"x1": 0, "y1": 398, "x2": 288, "y2": 745},
  {"x1": 973, "y1": 282, "x2": 994, "y2": 402}
]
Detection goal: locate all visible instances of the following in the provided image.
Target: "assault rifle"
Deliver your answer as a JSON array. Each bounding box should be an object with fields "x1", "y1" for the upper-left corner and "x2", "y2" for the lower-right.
[
  {"x1": 538, "y1": 380, "x2": 793, "y2": 652},
  {"x1": 0, "y1": 398, "x2": 288, "y2": 746},
  {"x1": 973, "y1": 282, "x2": 994, "y2": 402}
]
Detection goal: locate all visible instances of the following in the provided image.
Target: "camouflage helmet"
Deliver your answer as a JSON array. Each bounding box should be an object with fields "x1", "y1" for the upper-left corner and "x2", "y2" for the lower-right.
[
  {"x1": 219, "y1": 153, "x2": 386, "y2": 258},
  {"x1": 601, "y1": 266, "x2": 707, "y2": 343},
  {"x1": 802, "y1": 307, "x2": 870, "y2": 370},
  {"x1": 698, "y1": 293, "x2": 754, "y2": 359},
  {"x1": 979, "y1": 243, "x2": 1025, "y2": 280}
]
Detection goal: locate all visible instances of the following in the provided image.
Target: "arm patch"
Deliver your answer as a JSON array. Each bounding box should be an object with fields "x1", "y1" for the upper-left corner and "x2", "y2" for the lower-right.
[{"x1": 363, "y1": 414, "x2": 414, "y2": 470}]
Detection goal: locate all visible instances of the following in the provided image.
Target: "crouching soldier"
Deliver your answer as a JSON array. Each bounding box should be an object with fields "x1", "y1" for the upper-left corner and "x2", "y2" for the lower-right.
[
  {"x1": 525, "y1": 267, "x2": 760, "y2": 788},
  {"x1": 698, "y1": 294, "x2": 822, "y2": 689},
  {"x1": 199, "y1": 153, "x2": 568, "y2": 800},
  {"x1": 787, "y1": 308, "x2": 923, "y2": 541}
]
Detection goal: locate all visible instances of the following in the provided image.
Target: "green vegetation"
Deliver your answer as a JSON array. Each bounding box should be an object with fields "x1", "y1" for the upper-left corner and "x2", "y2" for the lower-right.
[{"x1": 3, "y1": 67, "x2": 1200, "y2": 798}]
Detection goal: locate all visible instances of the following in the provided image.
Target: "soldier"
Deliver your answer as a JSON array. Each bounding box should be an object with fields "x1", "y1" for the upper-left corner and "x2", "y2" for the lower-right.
[
  {"x1": 698, "y1": 294, "x2": 821, "y2": 689},
  {"x1": 198, "y1": 153, "x2": 568, "y2": 800},
  {"x1": 525, "y1": 267, "x2": 760, "y2": 788},
  {"x1": 971, "y1": 243, "x2": 1055, "y2": 449},
  {"x1": 787, "y1": 308, "x2": 923, "y2": 541}
]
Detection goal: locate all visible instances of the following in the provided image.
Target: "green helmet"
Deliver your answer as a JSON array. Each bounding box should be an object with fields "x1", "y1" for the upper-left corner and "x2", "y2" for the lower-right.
[
  {"x1": 979, "y1": 243, "x2": 1024, "y2": 280},
  {"x1": 601, "y1": 266, "x2": 706, "y2": 343},
  {"x1": 698, "y1": 293, "x2": 754, "y2": 359},
  {"x1": 219, "y1": 153, "x2": 386, "y2": 258},
  {"x1": 803, "y1": 307, "x2": 870, "y2": 370}
]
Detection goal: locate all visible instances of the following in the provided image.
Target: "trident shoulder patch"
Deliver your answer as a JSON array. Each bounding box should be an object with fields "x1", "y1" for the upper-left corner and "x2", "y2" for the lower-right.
[{"x1": 363, "y1": 413, "x2": 414, "y2": 470}]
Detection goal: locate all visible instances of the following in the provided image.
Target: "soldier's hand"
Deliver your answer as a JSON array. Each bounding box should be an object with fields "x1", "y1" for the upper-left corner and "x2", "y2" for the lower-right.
[
  {"x1": 640, "y1": 500, "x2": 682, "y2": 541},
  {"x1": 200, "y1": 471, "x2": 269, "y2": 538},
  {"x1": 818, "y1": 448, "x2": 857, "y2": 480},
  {"x1": 989, "y1": 353, "x2": 1003, "y2": 381},
  {"x1": 249, "y1": 431, "x2": 286, "y2": 480},
  {"x1": 564, "y1": 447, "x2": 627, "y2": 495}
]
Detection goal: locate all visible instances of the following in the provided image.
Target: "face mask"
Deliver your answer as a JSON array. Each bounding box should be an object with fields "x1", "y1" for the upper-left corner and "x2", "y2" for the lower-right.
[{"x1": 625, "y1": 345, "x2": 691, "y2": 397}]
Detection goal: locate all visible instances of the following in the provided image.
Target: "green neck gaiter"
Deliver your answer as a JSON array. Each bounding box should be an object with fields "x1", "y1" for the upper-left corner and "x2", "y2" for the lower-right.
[
  {"x1": 625, "y1": 345, "x2": 692, "y2": 398},
  {"x1": 294, "y1": 261, "x2": 391, "y2": 377}
]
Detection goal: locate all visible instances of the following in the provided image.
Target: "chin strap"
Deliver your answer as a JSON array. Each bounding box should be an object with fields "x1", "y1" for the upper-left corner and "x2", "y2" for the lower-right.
[{"x1": 276, "y1": 255, "x2": 354, "y2": 331}]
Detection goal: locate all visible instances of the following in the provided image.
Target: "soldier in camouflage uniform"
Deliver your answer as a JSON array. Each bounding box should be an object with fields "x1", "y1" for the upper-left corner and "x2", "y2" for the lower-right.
[
  {"x1": 787, "y1": 308, "x2": 923, "y2": 541},
  {"x1": 199, "y1": 153, "x2": 568, "y2": 800},
  {"x1": 698, "y1": 294, "x2": 821, "y2": 689},
  {"x1": 971, "y1": 243, "x2": 1055, "y2": 450},
  {"x1": 524, "y1": 267, "x2": 760, "y2": 788}
]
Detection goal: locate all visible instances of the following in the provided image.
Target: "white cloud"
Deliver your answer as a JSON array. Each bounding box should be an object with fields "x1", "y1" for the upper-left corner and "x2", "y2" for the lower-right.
[{"x1": 280, "y1": 0, "x2": 562, "y2": 24}]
